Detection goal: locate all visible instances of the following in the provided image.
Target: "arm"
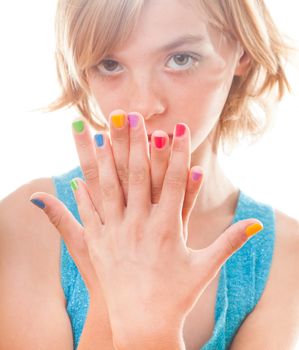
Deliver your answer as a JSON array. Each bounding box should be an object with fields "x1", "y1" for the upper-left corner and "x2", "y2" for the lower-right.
[
  {"x1": 0, "y1": 180, "x2": 116, "y2": 350},
  {"x1": 0, "y1": 181, "x2": 73, "y2": 350},
  {"x1": 230, "y1": 213, "x2": 299, "y2": 349},
  {"x1": 77, "y1": 293, "x2": 115, "y2": 350}
]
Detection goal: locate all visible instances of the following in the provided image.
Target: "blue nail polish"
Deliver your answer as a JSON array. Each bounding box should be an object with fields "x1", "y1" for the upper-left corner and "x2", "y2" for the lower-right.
[
  {"x1": 31, "y1": 198, "x2": 46, "y2": 209},
  {"x1": 94, "y1": 134, "x2": 104, "y2": 147}
]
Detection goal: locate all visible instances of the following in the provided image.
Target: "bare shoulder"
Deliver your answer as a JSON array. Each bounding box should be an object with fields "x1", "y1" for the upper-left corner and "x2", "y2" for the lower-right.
[
  {"x1": 230, "y1": 209, "x2": 299, "y2": 348},
  {"x1": 0, "y1": 178, "x2": 73, "y2": 349},
  {"x1": 0, "y1": 177, "x2": 61, "y2": 281}
]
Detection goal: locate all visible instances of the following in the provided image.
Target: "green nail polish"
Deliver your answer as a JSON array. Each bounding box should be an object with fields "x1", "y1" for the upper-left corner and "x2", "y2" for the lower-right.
[
  {"x1": 72, "y1": 120, "x2": 84, "y2": 133},
  {"x1": 70, "y1": 179, "x2": 79, "y2": 191}
]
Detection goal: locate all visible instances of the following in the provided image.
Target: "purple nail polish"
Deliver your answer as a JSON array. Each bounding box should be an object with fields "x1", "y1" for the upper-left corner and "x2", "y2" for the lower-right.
[
  {"x1": 128, "y1": 113, "x2": 139, "y2": 128},
  {"x1": 192, "y1": 171, "x2": 202, "y2": 182}
]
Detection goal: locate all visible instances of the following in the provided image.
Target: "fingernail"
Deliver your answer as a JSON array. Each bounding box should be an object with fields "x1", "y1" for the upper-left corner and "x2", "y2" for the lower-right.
[
  {"x1": 111, "y1": 114, "x2": 125, "y2": 128},
  {"x1": 72, "y1": 120, "x2": 85, "y2": 133},
  {"x1": 191, "y1": 169, "x2": 203, "y2": 182},
  {"x1": 154, "y1": 136, "x2": 166, "y2": 149},
  {"x1": 70, "y1": 179, "x2": 79, "y2": 191},
  {"x1": 94, "y1": 133, "x2": 104, "y2": 147},
  {"x1": 175, "y1": 124, "x2": 186, "y2": 137},
  {"x1": 127, "y1": 113, "x2": 139, "y2": 128},
  {"x1": 30, "y1": 198, "x2": 46, "y2": 209},
  {"x1": 245, "y1": 223, "x2": 263, "y2": 238}
]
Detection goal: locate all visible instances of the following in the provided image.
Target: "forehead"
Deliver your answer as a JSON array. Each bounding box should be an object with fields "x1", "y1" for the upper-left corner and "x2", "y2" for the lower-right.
[{"x1": 112, "y1": 0, "x2": 221, "y2": 55}]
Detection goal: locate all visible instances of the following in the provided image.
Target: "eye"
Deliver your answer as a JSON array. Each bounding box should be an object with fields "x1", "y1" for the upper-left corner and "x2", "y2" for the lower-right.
[
  {"x1": 96, "y1": 59, "x2": 123, "y2": 76},
  {"x1": 166, "y1": 53, "x2": 200, "y2": 71}
]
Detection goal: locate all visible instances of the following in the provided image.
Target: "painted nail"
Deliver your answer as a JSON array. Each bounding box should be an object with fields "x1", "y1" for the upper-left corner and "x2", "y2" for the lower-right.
[
  {"x1": 111, "y1": 114, "x2": 125, "y2": 128},
  {"x1": 154, "y1": 136, "x2": 166, "y2": 149},
  {"x1": 191, "y1": 170, "x2": 203, "y2": 182},
  {"x1": 94, "y1": 134, "x2": 104, "y2": 147},
  {"x1": 128, "y1": 113, "x2": 139, "y2": 128},
  {"x1": 30, "y1": 198, "x2": 46, "y2": 209},
  {"x1": 245, "y1": 223, "x2": 263, "y2": 238},
  {"x1": 72, "y1": 120, "x2": 84, "y2": 133},
  {"x1": 70, "y1": 179, "x2": 79, "y2": 191},
  {"x1": 175, "y1": 124, "x2": 186, "y2": 137}
]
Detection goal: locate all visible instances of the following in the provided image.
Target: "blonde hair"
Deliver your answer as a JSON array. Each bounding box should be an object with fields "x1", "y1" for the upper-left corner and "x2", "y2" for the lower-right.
[{"x1": 41, "y1": 0, "x2": 296, "y2": 153}]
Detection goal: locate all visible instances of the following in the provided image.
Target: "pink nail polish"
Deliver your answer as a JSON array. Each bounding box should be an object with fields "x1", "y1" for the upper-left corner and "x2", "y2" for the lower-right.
[
  {"x1": 175, "y1": 124, "x2": 186, "y2": 137},
  {"x1": 154, "y1": 136, "x2": 166, "y2": 149}
]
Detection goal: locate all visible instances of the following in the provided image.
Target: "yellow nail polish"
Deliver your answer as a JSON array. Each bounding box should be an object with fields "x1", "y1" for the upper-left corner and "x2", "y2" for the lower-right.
[
  {"x1": 111, "y1": 114, "x2": 125, "y2": 128},
  {"x1": 245, "y1": 223, "x2": 263, "y2": 238}
]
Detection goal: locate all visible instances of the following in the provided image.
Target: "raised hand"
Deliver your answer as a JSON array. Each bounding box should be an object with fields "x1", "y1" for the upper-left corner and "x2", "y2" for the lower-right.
[
  {"x1": 29, "y1": 110, "x2": 206, "y2": 348},
  {"x1": 30, "y1": 111, "x2": 263, "y2": 349}
]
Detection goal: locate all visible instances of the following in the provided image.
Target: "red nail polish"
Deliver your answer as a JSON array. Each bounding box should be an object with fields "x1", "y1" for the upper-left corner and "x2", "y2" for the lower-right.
[
  {"x1": 175, "y1": 124, "x2": 186, "y2": 137},
  {"x1": 154, "y1": 136, "x2": 166, "y2": 149}
]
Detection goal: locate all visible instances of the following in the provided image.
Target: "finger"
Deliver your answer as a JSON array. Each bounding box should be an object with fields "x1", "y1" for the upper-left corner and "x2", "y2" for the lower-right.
[
  {"x1": 29, "y1": 191, "x2": 99, "y2": 288},
  {"x1": 199, "y1": 219, "x2": 264, "y2": 275},
  {"x1": 94, "y1": 130, "x2": 125, "y2": 222},
  {"x1": 159, "y1": 123, "x2": 191, "y2": 219},
  {"x1": 150, "y1": 130, "x2": 170, "y2": 203},
  {"x1": 72, "y1": 118, "x2": 105, "y2": 224},
  {"x1": 181, "y1": 166, "x2": 205, "y2": 241},
  {"x1": 70, "y1": 177, "x2": 102, "y2": 227},
  {"x1": 109, "y1": 109, "x2": 130, "y2": 205},
  {"x1": 127, "y1": 112, "x2": 151, "y2": 215}
]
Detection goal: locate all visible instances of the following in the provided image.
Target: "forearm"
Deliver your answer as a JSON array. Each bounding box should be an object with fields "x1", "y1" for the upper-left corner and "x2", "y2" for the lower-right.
[{"x1": 77, "y1": 297, "x2": 115, "y2": 350}]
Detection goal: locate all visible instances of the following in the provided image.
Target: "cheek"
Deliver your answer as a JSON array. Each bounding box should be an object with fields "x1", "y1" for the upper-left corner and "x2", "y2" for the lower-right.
[
  {"x1": 173, "y1": 61, "x2": 233, "y2": 122},
  {"x1": 88, "y1": 78, "x2": 126, "y2": 120},
  {"x1": 169, "y1": 61, "x2": 234, "y2": 148}
]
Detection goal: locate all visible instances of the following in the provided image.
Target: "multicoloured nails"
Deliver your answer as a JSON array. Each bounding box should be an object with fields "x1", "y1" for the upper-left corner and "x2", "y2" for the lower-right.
[
  {"x1": 154, "y1": 136, "x2": 167, "y2": 149},
  {"x1": 245, "y1": 223, "x2": 264, "y2": 238},
  {"x1": 128, "y1": 113, "x2": 139, "y2": 128},
  {"x1": 111, "y1": 114, "x2": 125, "y2": 128},
  {"x1": 72, "y1": 120, "x2": 85, "y2": 133},
  {"x1": 30, "y1": 198, "x2": 46, "y2": 209},
  {"x1": 94, "y1": 134, "x2": 104, "y2": 147},
  {"x1": 70, "y1": 179, "x2": 79, "y2": 191},
  {"x1": 175, "y1": 124, "x2": 186, "y2": 137}
]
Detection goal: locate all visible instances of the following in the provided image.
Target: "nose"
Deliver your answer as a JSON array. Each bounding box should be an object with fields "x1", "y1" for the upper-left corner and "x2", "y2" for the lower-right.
[{"x1": 127, "y1": 73, "x2": 167, "y2": 121}]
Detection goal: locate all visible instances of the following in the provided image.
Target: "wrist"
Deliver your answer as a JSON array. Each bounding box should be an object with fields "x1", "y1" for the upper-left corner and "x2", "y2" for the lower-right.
[
  {"x1": 112, "y1": 324, "x2": 186, "y2": 350},
  {"x1": 114, "y1": 335, "x2": 186, "y2": 350}
]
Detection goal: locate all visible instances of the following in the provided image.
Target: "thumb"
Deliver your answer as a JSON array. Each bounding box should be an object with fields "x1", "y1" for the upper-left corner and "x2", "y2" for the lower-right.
[
  {"x1": 204, "y1": 219, "x2": 264, "y2": 273},
  {"x1": 29, "y1": 192, "x2": 96, "y2": 286},
  {"x1": 30, "y1": 191, "x2": 84, "y2": 249}
]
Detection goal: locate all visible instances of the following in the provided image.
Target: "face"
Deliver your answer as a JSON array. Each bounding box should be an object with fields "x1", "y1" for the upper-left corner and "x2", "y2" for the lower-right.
[{"x1": 87, "y1": 0, "x2": 245, "y2": 153}]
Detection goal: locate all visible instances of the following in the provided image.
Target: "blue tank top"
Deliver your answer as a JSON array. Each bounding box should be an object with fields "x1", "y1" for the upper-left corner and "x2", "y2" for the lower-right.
[{"x1": 52, "y1": 166, "x2": 275, "y2": 349}]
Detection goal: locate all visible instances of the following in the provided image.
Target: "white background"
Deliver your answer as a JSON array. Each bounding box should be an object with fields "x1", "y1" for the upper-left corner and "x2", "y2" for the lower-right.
[{"x1": 0, "y1": 1, "x2": 299, "y2": 223}]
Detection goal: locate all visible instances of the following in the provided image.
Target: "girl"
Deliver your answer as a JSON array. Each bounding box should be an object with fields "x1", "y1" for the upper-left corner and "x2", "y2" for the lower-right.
[{"x1": 1, "y1": 0, "x2": 299, "y2": 349}]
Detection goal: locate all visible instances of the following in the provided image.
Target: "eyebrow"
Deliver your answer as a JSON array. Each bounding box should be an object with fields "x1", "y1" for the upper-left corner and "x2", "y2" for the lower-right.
[{"x1": 156, "y1": 34, "x2": 206, "y2": 52}]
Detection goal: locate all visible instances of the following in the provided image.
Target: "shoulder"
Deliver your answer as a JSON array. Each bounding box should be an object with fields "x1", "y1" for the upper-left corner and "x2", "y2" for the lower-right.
[
  {"x1": 230, "y1": 208, "x2": 299, "y2": 348},
  {"x1": 0, "y1": 177, "x2": 63, "y2": 297},
  {"x1": 0, "y1": 177, "x2": 59, "y2": 246},
  {"x1": 275, "y1": 208, "x2": 299, "y2": 251},
  {"x1": 258, "y1": 208, "x2": 299, "y2": 315},
  {"x1": 271, "y1": 209, "x2": 299, "y2": 293}
]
